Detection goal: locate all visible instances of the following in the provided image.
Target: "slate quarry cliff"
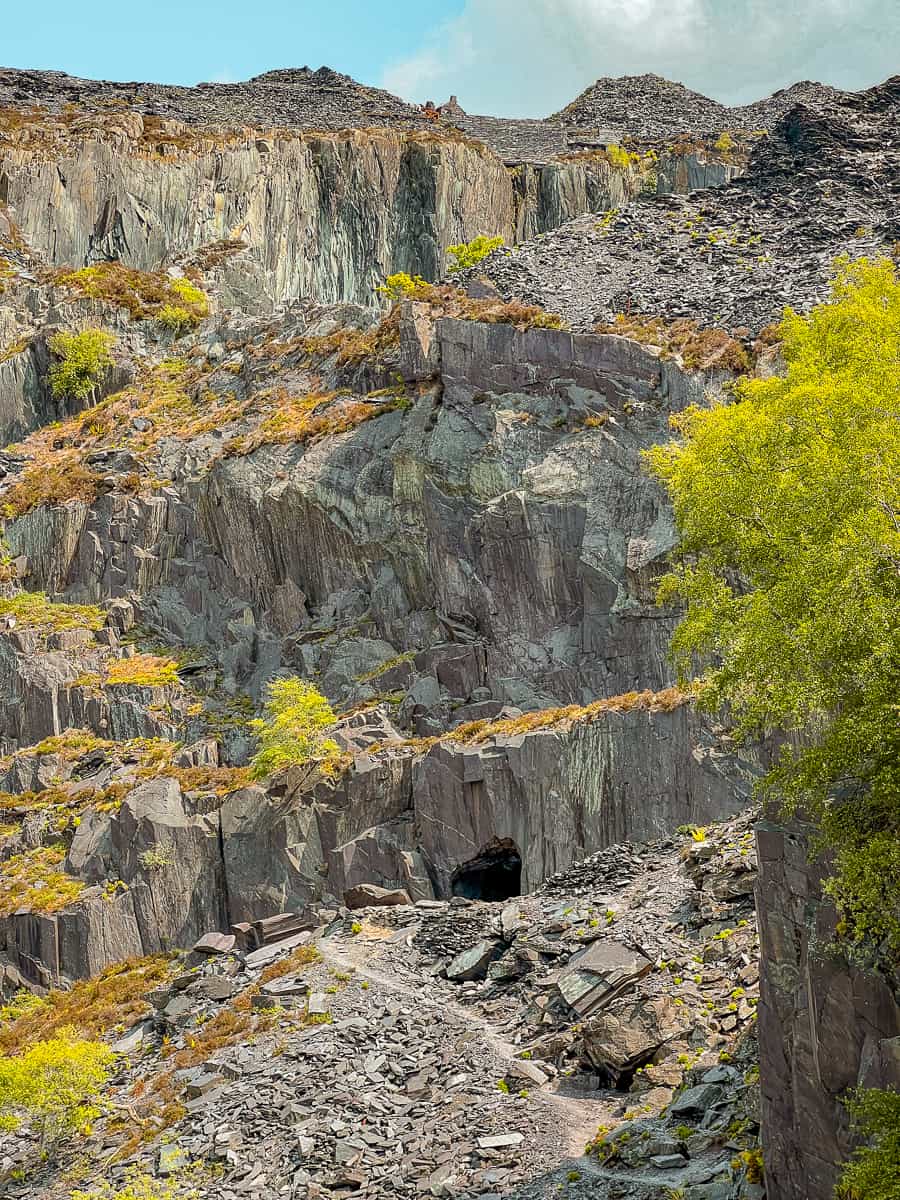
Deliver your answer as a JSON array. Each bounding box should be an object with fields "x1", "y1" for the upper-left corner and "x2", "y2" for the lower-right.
[{"x1": 0, "y1": 64, "x2": 898, "y2": 1200}]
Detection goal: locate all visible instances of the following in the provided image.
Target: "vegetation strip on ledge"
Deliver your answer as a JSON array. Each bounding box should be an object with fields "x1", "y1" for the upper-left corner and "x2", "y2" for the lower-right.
[{"x1": 366, "y1": 685, "x2": 692, "y2": 756}]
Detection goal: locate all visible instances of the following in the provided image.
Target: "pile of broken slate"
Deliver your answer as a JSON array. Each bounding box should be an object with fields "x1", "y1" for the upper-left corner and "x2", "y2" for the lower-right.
[{"x1": 2, "y1": 815, "x2": 766, "y2": 1200}]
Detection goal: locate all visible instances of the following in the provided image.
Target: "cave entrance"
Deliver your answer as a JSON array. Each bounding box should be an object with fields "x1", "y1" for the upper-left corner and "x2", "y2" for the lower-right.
[{"x1": 451, "y1": 839, "x2": 522, "y2": 901}]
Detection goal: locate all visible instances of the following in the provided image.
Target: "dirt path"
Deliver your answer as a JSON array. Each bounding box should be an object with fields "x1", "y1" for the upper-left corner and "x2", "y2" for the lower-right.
[{"x1": 320, "y1": 930, "x2": 614, "y2": 1171}]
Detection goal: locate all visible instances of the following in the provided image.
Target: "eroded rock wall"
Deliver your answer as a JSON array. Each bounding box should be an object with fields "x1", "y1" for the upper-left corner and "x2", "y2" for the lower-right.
[
  {"x1": 8, "y1": 312, "x2": 722, "y2": 707},
  {"x1": 0, "y1": 131, "x2": 646, "y2": 308},
  {"x1": 756, "y1": 819, "x2": 900, "y2": 1200}
]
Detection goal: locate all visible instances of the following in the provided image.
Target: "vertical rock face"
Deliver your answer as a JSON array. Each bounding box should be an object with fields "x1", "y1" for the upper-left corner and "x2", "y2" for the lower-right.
[
  {"x1": 755, "y1": 819, "x2": 900, "y2": 1200},
  {"x1": 0, "y1": 130, "x2": 647, "y2": 309},
  {"x1": 0, "y1": 133, "x2": 511, "y2": 307},
  {"x1": 413, "y1": 704, "x2": 755, "y2": 896}
]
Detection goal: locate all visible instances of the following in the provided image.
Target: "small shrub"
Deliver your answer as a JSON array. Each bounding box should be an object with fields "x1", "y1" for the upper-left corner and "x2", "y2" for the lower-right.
[
  {"x1": 731, "y1": 1147, "x2": 764, "y2": 1183},
  {"x1": 138, "y1": 847, "x2": 173, "y2": 871},
  {"x1": 105, "y1": 655, "x2": 180, "y2": 688},
  {"x1": 249, "y1": 677, "x2": 340, "y2": 779},
  {"x1": 156, "y1": 305, "x2": 195, "y2": 334},
  {"x1": 606, "y1": 144, "x2": 637, "y2": 170},
  {"x1": 48, "y1": 329, "x2": 115, "y2": 401},
  {"x1": 447, "y1": 235, "x2": 504, "y2": 273},
  {"x1": 714, "y1": 131, "x2": 736, "y2": 157},
  {"x1": 377, "y1": 272, "x2": 431, "y2": 302},
  {"x1": 71, "y1": 1171, "x2": 199, "y2": 1200},
  {"x1": 0, "y1": 1031, "x2": 114, "y2": 1145},
  {"x1": 0, "y1": 592, "x2": 104, "y2": 633},
  {"x1": 0, "y1": 844, "x2": 84, "y2": 917},
  {"x1": 0, "y1": 991, "x2": 47, "y2": 1024}
]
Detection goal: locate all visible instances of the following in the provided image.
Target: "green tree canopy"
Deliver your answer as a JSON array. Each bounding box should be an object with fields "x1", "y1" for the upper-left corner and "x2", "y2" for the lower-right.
[
  {"x1": 249, "y1": 676, "x2": 341, "y2": 779},
  {"x1": 0, "y1": 1030, "x2": 114, "y2": 1145},
  {"x1": 647, "y1": 256, "x2": 900, "y2": 953}
]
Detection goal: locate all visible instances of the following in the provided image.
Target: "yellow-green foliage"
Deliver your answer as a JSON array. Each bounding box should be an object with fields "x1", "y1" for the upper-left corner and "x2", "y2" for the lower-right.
[
  {"x1": 0, "y1": 449, "x2": 102, "y2": 519},
  {"x1": 48, "y1": 329, "x2": 115, "y2": 400},
  {"x1": 447, "y1": 235, "x2": 505, "y2": 273},
  {"x1": 714, "y1": 131, "x2": 736, "y2": 157},
  {"x1": 156, "y1": 305, "x2": 195, "y2": 334},
  {"x1": 0, "y1": 955, "x2": 176, "y2": 1053},
  {"x1": 0, "y1": 361, "x2": 214, "y2": 518},
  {"x1": 377, "y1": 272, "x2": 431, "y2": 301},
  {"x1": 0, "y1": 990, "x2": 46, "y2": 1024},
  {"x1": 71, "y1": 1170, "x2": 199, "y2": 1200},
  {"x1": 0, "y1": 591, "x2": 104, "y2": 633},
  {"x1": 0, "y1": 784, "x2": 128, "y2": 831},
  {"x1": 0, "y1": 1031, "x2": 114, "y2": 1144},
  {"x1": 226, "y1": 389, "x2": 408, "y2": 456},
  {"x1": 250, "y1": 676, "x2": 341, "y2": 779},
  {"x1": 0, "y1": 844, "x2": 85, "y2": 917},
  {"x1": 646, "y1": 257, "x2": 900, "y2": 952},
  {"x1": 53, "y1": 262, "x2": 209, "y2": 328},
  {"x1": 356, "y1": 652, "x2": 415, "y2": 683},
  {"x1": 105, "y1": 654, "x2": 180, "y2": 688},
  {"x1": 24, "y1": 729, "x2": 111, "y2": 760},
  {"x1": 837, "y1": 1088, "x2": 900, "y2": 1199},
  {"x1": 369, "y1": 277, "x2": 564, "y2": 331},
  {"x1": 606, "y1": 144, "x2": 637, "y2": 170}
]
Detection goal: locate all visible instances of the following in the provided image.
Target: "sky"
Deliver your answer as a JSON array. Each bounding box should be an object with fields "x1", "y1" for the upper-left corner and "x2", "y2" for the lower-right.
[{"x1": 3, "y1": 0, "x2": 896, "y2": 117}]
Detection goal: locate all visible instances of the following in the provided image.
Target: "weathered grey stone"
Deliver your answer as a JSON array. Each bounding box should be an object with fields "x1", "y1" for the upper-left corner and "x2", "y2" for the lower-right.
[
  {"x1": 556, "y1": 941, "x2": 653, "y2": 1017},
  {"x1": 193, "y1": 931, "x2": 236, "y2": 955},
  {"x1": 446, "y1": 939, "x2": 502, "y2": 982},
  {"x1": 669, "y1": 1084, "x2": 725, "y2": 1120},
  {"x1": 344, "y1": 883, "x2": 412, "y2": 910}
]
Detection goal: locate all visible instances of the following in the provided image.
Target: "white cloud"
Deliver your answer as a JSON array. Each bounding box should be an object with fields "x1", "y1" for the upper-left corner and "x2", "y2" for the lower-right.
[{"x1": 381, "y1": 0, "x2": 897, "y2": 115}]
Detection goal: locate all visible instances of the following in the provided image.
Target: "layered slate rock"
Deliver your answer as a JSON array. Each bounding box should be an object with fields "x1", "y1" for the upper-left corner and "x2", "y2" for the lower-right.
[{"x1": 755, "y1": 819, "x2": 900, "y2": 1200}]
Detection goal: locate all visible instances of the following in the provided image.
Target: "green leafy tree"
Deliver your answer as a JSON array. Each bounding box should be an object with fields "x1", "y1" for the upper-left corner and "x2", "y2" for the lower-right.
[
  {"x1": 0, "y1": 1030, "x2": 114, "y2": 1145},
  {"x1": 47, "y1": 329, "x2": 115, "y2": 400},
  {"x1": 646, "y1": 256, "x2": 900, "y2": 952},
  {"x1": 376, "y1": 272, "x2": 430, "y2": 302},
  {"x1": 447, "y1": 235, "x2": 504, "y2": 272},
  {"x1": 249, "y1": 677, "x2": 341, "y2": 779},
  {"x1": 836, "y1": 1088, "x2": 900, "y2": 1199}
]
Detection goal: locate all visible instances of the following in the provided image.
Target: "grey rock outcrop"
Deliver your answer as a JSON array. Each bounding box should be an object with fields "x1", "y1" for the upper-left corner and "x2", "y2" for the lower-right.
[
  {"x1": 3, "y1": 776, "x2": 225, "y2": 984},
  {"x1": 0, "y1": 124, "x2": 648, "y2": 312},
  {"x1": 413, "y1": 703, "x2": 755, "y2": 896}
]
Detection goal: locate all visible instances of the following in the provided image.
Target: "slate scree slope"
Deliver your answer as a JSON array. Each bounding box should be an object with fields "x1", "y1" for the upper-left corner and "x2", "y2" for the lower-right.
[{"x1": 0, "y1": 64, "x2": 897, "y2": 1200}]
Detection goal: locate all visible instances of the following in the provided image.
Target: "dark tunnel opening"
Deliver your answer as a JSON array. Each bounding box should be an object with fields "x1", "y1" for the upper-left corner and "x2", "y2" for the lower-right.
[{"x1": 451, "y1": 839, "x2": 522, "y2": 901}]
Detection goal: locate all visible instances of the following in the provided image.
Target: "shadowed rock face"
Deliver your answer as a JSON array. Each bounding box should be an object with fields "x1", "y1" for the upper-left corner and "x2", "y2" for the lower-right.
[{"x1": 755, "y1": 820, "x2": 900, "y2": 1200}]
